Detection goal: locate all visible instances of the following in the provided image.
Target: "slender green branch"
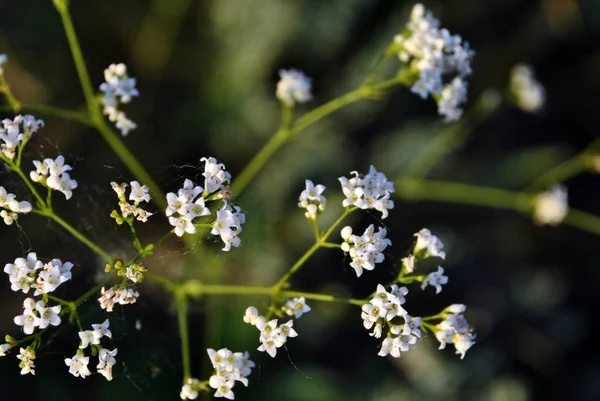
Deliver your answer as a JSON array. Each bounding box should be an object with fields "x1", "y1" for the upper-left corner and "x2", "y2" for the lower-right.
[
  {"x1": 0, "y1": 75, "x2": 21, "y2": 112},
  {"x1": 320, "y1": 207, "x2": 354, "y2": 241},
  {"x1": 527, "y1": 137, "x2": 600, "y2": 191},
  {"x1": 400, "y1": 93, "x2": 500, "y2": 180},
  {"x1": 9, "y1": 162, "x2": 47, "y2": 208},
  {"x1": 48, "y1": 212, "x2": 113, "y2": 263},
  {"x1": 320, "y1": 242, "x2": 342, "y2": 249},
  {"x1": 271, "y1": 242, "x2": 321, "y2": 291},
  {"x1": 53, "y1": 0, "x2": 100, "y2": 120},
  {"x1": 180, "y1": 282, "x2": 364, "y2": 306},
  {"x1": 397, "y1": 178, "x2": 600, "y2": 236},
  {"x1": 312, "y1": 219, "x2": 320, "y2": 241},
  {"x1": 14, "y1": 103, "x2": 91, "y2": 125},
  {"x1": 175, "y1": 291, "x2": 191, "y2": 380}
]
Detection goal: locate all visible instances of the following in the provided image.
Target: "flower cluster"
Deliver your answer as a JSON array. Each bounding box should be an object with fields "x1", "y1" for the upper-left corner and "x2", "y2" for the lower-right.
[
  {"x1": 0, "y1": 185, "x2": 32, "y2": 225},
  {"x1": 276, "y1": 69, "x2": 313, "y2": 107},
  {"x1": 510, "y1": 63, "x2": 546, "y2": 113},
  {"x1": 17, "y1": 346, "x2": 36, "y2": 375},
  {"x1": 339, "y1": 165, "x2": 395, "y2": 218},
  {"x1": 207, "y1": 348, "x2": 254, "y2": 400},
  {"x1": 0, "y1": 115, "x2": 44, "y2": 159},
  {"x1": 98, "y1": 285, "x2": 140, "y2": 312},
  {"x1": 167, "y1": 158, "x2": 245, "y2": 251},
  {"x1": 361, "y1": 284, "x2": 422, "y2": 358},
  {"x1": 409, "y1": 229, "x2": 449, "y2": 293},
  {"x1": 99, "y1": 63, "x2": 139, "y2": 136},
  {"x1": 533, "y1": 184, "x2": 568, "y2": 226},
  {"x1": 13, "y1": 298, "x2": 61, "y2": 335},
  {"x1": 394, "y1": 3, "x2": 474, "y2": 122},
  {"x1": 65, "y1": 320, "x2": 117, "y2": 380},
  {"x1": 434, "y1": 304, "x2": 476, "y2": 359},
  {"x1": 340, "y1": 225, "x2": 391, "y2": 277},
  {"x1": 298, "y1": 180, "x2": 326, "y2": 220},
  {"x1": 4, "y1": 252, "x2": 73, "y2": 295},
  {"x1": 243, "y1": 304, "x2": 306, "y2": 358},
  {"x1": 30, "y1": 155, "x2": 78, "y2": 200},
  {"x1": 110, "y1": 181, "x2": 154, "y2": 223}
]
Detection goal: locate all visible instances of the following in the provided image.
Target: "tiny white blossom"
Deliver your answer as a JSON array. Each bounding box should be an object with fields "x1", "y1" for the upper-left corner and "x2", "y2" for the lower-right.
[
  {"x1": 298, "y1": 180, "x2": 326, "y2": 220},
  {"x1": 510, "y1": 63, "x2": 545, "y2": 113},
  {"x1": 414, "y1": 228, "x2": 446, "y2": 259},
  {"x1": 99, "y1": 63, "x2": 138, "y2": 136},
  {"x1": 243, "y1": 306, "x2": 260, "y2": 325},
  {"x1": 17, "y1": 347, "x2": 36, "y2": 375},
  {"x1": 533, "y1": 185, "x2": 568, "y2": 226},
  {"x1": 14, "y1": 298, "x2": 40, "y2": 335},
  {"x1": 92, "y1": 319, "x2": 112, "y2": 339},
  {"x1": 421, "y1": 266, "x2": 448, "y2": 294},
  {"x1": 181, "y1": 378, "x2": 200, "y2": 400},
  {"x1": 435, "y1": 307, "x2": 476, "y2": 359},
  {"x1": 276, "y1": 69, "x2": 313, "y2": 106},
  {"x1": 97, "y1": 348, "x2": 118, "y2": 381},
  {"x1": 339, "y1": 166, "x2": 395, "y2": 218},
  {"x1": 65, "y1": 354, "x2": 92, "y2": 378},
  {"x1": 341, "y1": 225, "x2": 391, "y2": 277},
  {"x1": 282, "y1": 297, "x2": 311, "y2": 319}
]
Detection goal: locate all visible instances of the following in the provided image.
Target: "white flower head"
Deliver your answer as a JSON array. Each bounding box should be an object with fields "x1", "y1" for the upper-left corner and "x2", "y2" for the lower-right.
[
  {"x1": 339, "y1": 166, "x2": 395, "y2": 218},
  {"x1": 65, "y1": 354, "x2": 92, "y2": 378},
  {"x1": 276, "y1": 69, "x2": 313, "y2": 106},
  {"x1": 17, "y1": 346, "x2": 36, "y2": 375},
  {"x1": 282, "y1": 297, "x2": 311, "y2": 319},
  {"x1": 510, "y1": 63, "x2": 546, "y2": 113},
  {"x1": 99, "y1": 63, "x2": 138, "y2": 136},
  {"x1": 533, "y1": 185, "x2": 568, "y2": 226},
  {"x1": 414, "y1": 228, "x2": 446, "y2": 259},
  {"x1": 421, "y1": 266, "x2": 449, "y2": 294},
  {"x1": 298, "y1": 180, "x2": 326, "y2": 220},
  {"x1": 394, "y1": 4, "x2": 474, "y2": 122},
  {"x1": 341, "y1": 224, "x2": 391, "y2": 277}
]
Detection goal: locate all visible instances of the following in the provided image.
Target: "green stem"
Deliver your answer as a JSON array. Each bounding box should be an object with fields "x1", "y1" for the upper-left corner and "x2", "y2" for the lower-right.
[
  {"x1": 48, "y1": 212, "x2": 113, "y2": 263},
  {"x1": 53, "y1": 0, "x2": 100, "y2": 119},
  {"x1": 271, "y1": 242, "x2": 321, "y2": 291},
  {"x1": 320, "y1": 242, "x2": 342, "y2": 249},
  {"x1": 397, "y1": 178, "x2": 600, "y2": 236},
  {"x1": 15, "y1": 103, "x2": 91, "y2": 125},
  {"x1": 401, "y1": 93, "x2": 500, "y2": 180},
  {"x1": 11, "y1": 163, "x2": 47, "y2": 208},
  {"x1": 94, "y1": 120, "x2": 167, "y2": 210},
  {"x1": 321, "y1": 207, "x2": 354, "y2": 241},
  {"x1": 181, "y1": 282, "x2": 363, "y2": 306},
  {"x1": 176, "y1": 291, "x2": 191, "y2": 380},
  {"x1": 312, "y1": 219, "x2": 320, "y2": 241},
  {"x1": 526, "y1": 137, "x2": 600, "y2": 191},
  {"x1": 0, "y1": 75, "x2": 21, "y2": 112}
]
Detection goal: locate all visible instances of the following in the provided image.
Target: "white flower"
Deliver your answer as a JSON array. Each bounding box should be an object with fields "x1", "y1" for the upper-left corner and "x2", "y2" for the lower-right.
[
  {"x1": 206, "y1": 348, "x2": 253, "y2": 399},
  {"x1": 97, "y1": 348, "x2": 118, "y2": 381},
  {"x1": 435, "y1": 308, "x2": 476, "y2": 359},
  {"x1": 4, "y1": 252, "x2": 43, "y2": 293},
  {"x1": 30, "y1": 156, "x2": 77, "y2": 199},
  {"x1": 99, "y1": 63, "x2": 138, "y2": 136},
  {"x1": 201, "y1": 157, "x2": 232, "y2": 194},
  {"x1": 282, "y1": 297, "x2": 311, "y2": 318},
  {"x1": 414, "y1": 228, "x2": 446, "y2": 259},
  {"x1": 298, "y1": 180, "x2": 326, "y2": 220},
  {"x1": 211, "y1": 201, "x2": 245, "y2": 251},
  {"x1": 438, "y1": 77, "x2": 468, "y2": 122},
  {"x1": 14, "y1": 298, "x2": 40, "y2": 335},
  {"x1": 34, "y1": 258, "x2": 73, "y2": 295},
  {"x1": 64, "y1": 354, "x2": 92, "y2": 378},
  {"x1": 339, "y1": 166, "x2": 394, "y2": 218},
  {"x1": 166, "y1": 178, "x2": 211, "y2": 237},
  {"x1": 0, "y1": 343, "x2": 10, "y2": 356},
  {"x1": 421, "y1": 266, "x2": 448, "y2": 294},
  {"x1": 510, "y1": 63, "x2": 545, "y2": 113},
  {"x1": 129, "y1": 181, "x2": 150, "y2": 203},
  {"x1": 533, "y1": 185, "x2": 568, "y2": 226},
  {"x1": 276, "y1": 69, "x2": 313, "y2": 106},
  {"x1": 341, "y1": 224, "x2": 391, "y2": 277},
  {"x1": 181, "y1": 378, "x2": 200, "y2": 400},
  {"x1": 17, "y1": 347, "x2": 35, "y2": 375},
  {"x1": 79, "y1": 330, "x2": 101, "y2": 349},
  {"x1": 98, "y1": 286, "x2": 117, "y2": 312},
  {"x1": 35, "y1": 300, "x2": 61, "y2": 329},
  {"x1": 0, "y1": 186, "x2": 32, "y2": 225},
  {"x1": 402, "y1": 255, "x2": 415, "y2": 273},
  {"x1": 0, "y1": 115, "x2": 44, "y2": 159},
  {"x1": 394, "y1": 4, "x2": 474, "y2": 122},
  {"x1": 243, "y1": 306, "x2": 260, "y2": 325},
  {"x1": 92, "y1": 319, "x2": 112, "y2": 339}
]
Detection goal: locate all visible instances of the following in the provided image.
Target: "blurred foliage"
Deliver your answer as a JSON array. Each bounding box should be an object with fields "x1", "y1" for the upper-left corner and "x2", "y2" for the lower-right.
[{"x1": 1, "y1": 0, "x2": 600, "y2": 400}]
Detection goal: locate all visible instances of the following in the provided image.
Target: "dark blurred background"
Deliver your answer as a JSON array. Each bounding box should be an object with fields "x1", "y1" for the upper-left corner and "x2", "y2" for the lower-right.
[{"x1": 1, "y1": 0, "x2": 600, "y2": 400}]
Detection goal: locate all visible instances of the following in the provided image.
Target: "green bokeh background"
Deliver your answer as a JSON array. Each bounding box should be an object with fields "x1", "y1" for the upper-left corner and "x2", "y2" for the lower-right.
[{"x1": 1, "y1": 1, "x2": 600, "y2": 400}]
